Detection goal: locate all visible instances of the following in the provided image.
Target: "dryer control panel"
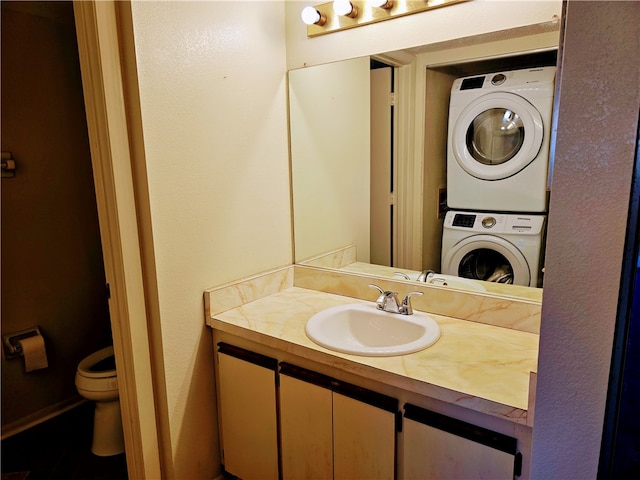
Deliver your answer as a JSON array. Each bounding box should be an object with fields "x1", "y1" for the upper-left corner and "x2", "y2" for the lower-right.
[
  {"x1": 445, "y1": 211, "x2": 545, "y2": 235},
  {"x1": 453, "y1": 66, "x2": 556, "y2": 93}
]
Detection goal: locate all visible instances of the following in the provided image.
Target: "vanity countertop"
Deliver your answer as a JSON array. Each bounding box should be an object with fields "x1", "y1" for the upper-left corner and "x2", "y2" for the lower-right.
[{"x1": 207, "y1": 285, "x2": 538, "y2": 425}]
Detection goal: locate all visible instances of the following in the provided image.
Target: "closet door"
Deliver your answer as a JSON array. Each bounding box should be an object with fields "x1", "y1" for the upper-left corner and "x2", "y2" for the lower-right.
[
  {"x1": 217, "y1": 343, "x2": 279, "y2": 480},
  {"x1": 333, "y1": 384, "x2": 398, "y2": 480},
  {"x1": 279, "y1": 363, "x2": 333, "y2": 480}
]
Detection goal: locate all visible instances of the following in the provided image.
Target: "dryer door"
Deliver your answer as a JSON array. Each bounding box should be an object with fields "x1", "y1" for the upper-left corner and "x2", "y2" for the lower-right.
[
  {"x1": 451, "y1": 92, "x2": 544, "y2": 180},
  {"x1": 442, "y1": 234, "x2": 531, "y2": 287}
]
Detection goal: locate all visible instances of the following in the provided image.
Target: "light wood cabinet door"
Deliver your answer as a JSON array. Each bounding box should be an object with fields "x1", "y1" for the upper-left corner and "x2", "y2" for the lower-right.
[
  {"x1": 217, "y1": 344, "x2": 279, "y2": 480},
  {"x1": 333, "y1": 391, "x2": 397, "y2": 480},
  {"x1": 279, "y1": 363, "x2": 399, "y2": 480},
  {"x1": 402, "y1": 404, "x2": 519, "y2": 480},
  {"x1": 279, "y1": 373, "x2": 333, "y2": 479}
]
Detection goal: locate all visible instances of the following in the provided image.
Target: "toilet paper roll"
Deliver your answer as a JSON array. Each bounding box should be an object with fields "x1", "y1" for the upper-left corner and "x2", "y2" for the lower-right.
[{"x1": 19, "y1": 335, "x2": 49, "y2": 372}]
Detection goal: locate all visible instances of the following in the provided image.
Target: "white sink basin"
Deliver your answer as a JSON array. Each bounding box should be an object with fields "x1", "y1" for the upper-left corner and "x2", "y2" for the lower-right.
[{"x1": 305, "y1": 303, "x2": 441, "y2": 357}]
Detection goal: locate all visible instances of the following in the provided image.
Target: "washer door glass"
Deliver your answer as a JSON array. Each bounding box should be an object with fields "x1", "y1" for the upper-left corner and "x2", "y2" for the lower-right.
[
  {"x1": 458, "y1": 248, "x2": 514, "y2": 283},
  {"x1": 451, "y1": 92, "x2": 544, "y2": 180},
  {"x1": 466, "y1": 108, "x2": 524, "y2": 166},
  {"x1": 442, "y1": 235, "x2": 531, "y2": 286}
]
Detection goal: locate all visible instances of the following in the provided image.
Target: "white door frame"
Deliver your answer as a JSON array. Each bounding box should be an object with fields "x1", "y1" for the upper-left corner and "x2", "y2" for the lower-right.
[{"x1": 73, "y1": 1, "x2": 163, "y2": 478}]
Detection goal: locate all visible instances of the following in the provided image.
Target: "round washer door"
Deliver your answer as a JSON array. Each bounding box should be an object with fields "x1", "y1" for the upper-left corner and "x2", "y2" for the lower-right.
[
  {"x1": 442, "y1": 234, "x2": 531, "y2": 286},
  {"x1": 451, "y1": 92, "x2": 544, "y2": 180}
]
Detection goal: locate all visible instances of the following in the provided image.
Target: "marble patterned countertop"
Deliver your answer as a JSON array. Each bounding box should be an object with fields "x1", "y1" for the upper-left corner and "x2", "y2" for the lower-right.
[{"x1": 206, "y1": 271, "x2": 539, "y2": 425}]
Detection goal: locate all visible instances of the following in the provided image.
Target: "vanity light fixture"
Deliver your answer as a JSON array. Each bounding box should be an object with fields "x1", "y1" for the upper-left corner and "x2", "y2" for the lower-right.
[
  {"x1": 303, "y1": 0, "x2": 468, "y2": 38},
  {"x1": 333, "y1": 0, "x2": 359, "y2": 18},
  {"x1": 371, "y1": 0, "x2": 394, "y2": 9},
  {"x1": 301, "y1": 6, "x2": 327, "y2": 26}
]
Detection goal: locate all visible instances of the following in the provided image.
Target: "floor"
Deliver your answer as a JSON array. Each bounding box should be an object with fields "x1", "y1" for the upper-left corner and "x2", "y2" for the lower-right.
[{"x1": 1, "y1": 402, "x2": 128, "y2": 480}]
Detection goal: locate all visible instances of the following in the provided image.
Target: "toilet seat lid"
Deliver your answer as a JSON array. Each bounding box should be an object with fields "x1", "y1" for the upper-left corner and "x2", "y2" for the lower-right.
[{"x1": 77, "y1": 345, "x2": 117, "y2": 378}]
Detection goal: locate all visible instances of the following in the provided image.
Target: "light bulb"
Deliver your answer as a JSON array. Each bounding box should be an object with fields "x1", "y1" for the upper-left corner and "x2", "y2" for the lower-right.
[
  {"x1": 301, "y1": 6, "x2": 326, "y2": 26},
  {"x1": 333, "y1": 0, "x2": 358, "y2": 18}
]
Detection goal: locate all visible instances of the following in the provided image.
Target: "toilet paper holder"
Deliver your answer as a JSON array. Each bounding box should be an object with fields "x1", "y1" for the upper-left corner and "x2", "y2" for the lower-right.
[{"x1": 2, "y1": 327, "x2": 43, "y2": 359}]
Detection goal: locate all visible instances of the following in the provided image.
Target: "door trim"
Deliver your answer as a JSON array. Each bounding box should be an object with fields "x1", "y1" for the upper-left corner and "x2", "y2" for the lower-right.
[{"x1": 73, "y1": 1, "x2": 163, "y2": 478}]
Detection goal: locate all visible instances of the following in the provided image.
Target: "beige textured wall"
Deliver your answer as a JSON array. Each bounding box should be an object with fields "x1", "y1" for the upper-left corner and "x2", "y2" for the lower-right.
[
  {"x1": 532, "y1": 1, "x2": 640, "y2": 477},
  {"x1": 1, "y1": 2, "x2": 112, "y2": 430},
  {"x1": 129, "y1": 1, "x2": 291, "y2": 478}
]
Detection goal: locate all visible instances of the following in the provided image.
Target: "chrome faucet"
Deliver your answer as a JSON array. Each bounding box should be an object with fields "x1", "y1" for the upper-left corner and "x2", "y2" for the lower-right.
[
  {"x1": 369, "y1": 284, "x2": 423, "y2": 315},
  {"x1": 416, "y1": 269, "x2": 436, "y2": 282}
]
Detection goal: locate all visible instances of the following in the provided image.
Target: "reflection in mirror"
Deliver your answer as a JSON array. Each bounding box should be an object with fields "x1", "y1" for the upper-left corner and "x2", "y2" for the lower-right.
[
  {"x1": 290, "y1": 57, "x2": 371, "y2": 264},
  {"x1": 290, "y1": 30, "x2": 558, "y2": 302}
]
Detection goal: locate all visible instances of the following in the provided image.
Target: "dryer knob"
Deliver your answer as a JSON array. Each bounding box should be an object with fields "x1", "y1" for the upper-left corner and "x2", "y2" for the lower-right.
[
  {"x1": 491, "y1": 73, "x2": 506, "y2": 85},
  {"x1": 482, "y1": 217, "x2": 497, "y2": 228}
]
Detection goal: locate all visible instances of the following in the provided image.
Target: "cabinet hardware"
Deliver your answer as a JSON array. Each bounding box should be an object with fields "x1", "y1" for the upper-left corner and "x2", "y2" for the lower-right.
[
  {"x1": 217, "y1": 342, "x2": 277, "y2": 371},
  {"x1": 514, "y1": 452, "x2": 523, "y2": 477},
  {"x1": 1, "y1": 152, "x2": 16, "y2": 178},
  {"x1": 395, "y1": 411, "x2": 403, "y2": 433},
  {"x1": 404, "y1": 403, "x2": 518, "y2": 456},
  {"x1": 280, "y1": 362, "x2": 398, "y2": 413}
]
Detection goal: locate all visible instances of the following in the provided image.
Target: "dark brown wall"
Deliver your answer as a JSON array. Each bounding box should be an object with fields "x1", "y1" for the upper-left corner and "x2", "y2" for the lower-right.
[{"x1": 1, "y1": 1, "x2": 112, "y2": 431}]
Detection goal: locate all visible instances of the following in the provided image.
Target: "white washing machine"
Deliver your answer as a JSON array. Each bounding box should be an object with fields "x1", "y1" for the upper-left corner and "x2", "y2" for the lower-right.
[
  {"x1": 441, "y1": 210, "x2": 546, "y2": 287},
  {"x1": 447, "y1": 66, "x2": 556, "y2": 212}
]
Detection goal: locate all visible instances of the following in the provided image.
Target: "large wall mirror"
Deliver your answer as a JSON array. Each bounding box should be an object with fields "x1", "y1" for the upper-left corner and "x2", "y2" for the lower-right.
[{"x1": 290, "y1": 24, "x2": 559, "y2": 301}]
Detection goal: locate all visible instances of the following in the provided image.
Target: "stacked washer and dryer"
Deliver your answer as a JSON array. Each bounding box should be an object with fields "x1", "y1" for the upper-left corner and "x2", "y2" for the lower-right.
[{"x1": 441, "y1": 67, "x2": 556, "y2": 288}]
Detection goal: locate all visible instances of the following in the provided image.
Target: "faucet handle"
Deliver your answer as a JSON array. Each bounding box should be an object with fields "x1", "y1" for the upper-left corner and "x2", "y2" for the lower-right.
[{"x1": 401, "y1": 291, "x2": 423, "y2": 315}]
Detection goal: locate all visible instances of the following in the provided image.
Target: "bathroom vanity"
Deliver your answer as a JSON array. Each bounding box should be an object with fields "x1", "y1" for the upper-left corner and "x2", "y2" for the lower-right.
[{"x1": 205, "y1": 265, "x2": 540, "y2": 479}]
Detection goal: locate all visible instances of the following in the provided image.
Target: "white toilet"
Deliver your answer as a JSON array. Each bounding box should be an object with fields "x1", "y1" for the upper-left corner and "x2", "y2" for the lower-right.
[{"x1": 75, "y1": 345, "x2": 124, "y2": 456}]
